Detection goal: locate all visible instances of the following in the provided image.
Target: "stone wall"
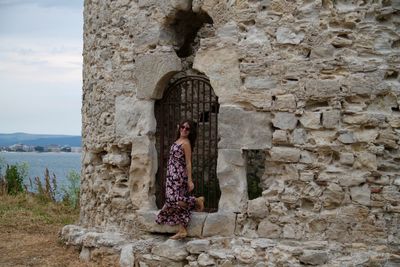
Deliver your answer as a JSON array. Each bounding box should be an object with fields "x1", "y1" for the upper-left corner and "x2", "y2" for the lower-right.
[{"x1": 78, "y1": 0, "x2": 400, "y2": 250}]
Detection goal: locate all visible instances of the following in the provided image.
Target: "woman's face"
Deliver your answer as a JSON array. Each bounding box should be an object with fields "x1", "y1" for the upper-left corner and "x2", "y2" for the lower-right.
[{"x1": 179, "y1": 122, "x2": 190, "y2": 138}]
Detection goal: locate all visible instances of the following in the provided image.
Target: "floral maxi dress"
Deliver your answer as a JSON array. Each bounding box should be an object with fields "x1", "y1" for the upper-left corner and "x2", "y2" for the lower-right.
[{"x1": 156, "y1": 143, "x2": 196, "y2": 227}]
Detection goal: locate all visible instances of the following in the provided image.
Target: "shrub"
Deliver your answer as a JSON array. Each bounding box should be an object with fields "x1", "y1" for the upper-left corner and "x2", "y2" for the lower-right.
[
  {"x1": 61, "y1": 170, "x2": 80, "y2": 209},
  {"x1": 3, "y1": 162, "x2": 29, "y2": 195}
]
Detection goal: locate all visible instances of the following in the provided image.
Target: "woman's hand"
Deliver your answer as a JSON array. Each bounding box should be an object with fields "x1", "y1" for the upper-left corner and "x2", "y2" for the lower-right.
[{"x1": 188, "y1": 180, "x2": 194, "y2": 192}]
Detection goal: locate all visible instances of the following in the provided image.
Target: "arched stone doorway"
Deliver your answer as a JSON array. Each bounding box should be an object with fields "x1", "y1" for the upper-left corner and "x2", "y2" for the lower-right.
[{"x1": 155, "y1": 75, "x2": 220, "y2": 212}]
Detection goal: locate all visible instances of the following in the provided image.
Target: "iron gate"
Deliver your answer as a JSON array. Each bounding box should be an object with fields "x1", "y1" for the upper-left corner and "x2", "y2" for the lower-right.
[{"x1": 155, "y1": 76, "x2": 220, "y2": 212}]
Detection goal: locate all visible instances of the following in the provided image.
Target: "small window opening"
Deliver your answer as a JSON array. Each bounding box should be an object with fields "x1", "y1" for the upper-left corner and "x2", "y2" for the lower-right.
[{"x1": 244, "y1": 150, "x2": 265, "y2": 200}]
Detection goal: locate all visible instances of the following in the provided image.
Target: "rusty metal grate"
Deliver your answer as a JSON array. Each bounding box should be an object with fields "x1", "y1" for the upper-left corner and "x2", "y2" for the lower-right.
[{"x1": 155, "y1": 76, "x2": 220, "y2": 212}]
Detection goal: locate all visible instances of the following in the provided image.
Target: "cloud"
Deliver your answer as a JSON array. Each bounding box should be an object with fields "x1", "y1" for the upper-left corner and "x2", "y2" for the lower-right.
[
  {"x1": 0, "y1": 0, "x2": 83, "y2": 135},
  {"x1": 0, "y1": 0, "x2": 83, "y2": 9}
]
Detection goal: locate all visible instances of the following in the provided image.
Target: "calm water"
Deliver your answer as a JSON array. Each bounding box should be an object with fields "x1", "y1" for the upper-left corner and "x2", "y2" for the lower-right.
[{"x1": 0, "y1": 152, "x2": 81, "y2": 190}]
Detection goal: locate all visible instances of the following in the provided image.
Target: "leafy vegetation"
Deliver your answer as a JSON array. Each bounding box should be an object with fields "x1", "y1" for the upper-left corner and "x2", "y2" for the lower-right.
[
  {"x1": 0, "y1": 156, "x2": 80, "y2": 210},
  {"x1": 60, "y1": 170, "x2": 80, "y2": 209}
]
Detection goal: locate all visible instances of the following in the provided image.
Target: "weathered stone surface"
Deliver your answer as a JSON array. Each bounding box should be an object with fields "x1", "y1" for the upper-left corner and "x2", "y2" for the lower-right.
[
  {"x1": 337, "y1": 131, "x2": 356, "y2": 144},
  {"x1": 257, "y1": 219, "x2": 281, "y2": 238},
  {"x1": 151, "y1": 239, "x2": 188, "y2": 261},
  {"x1": 269, "y1": 147, "x2": 300, "y2": 163},
  {"x1": 292, "y1": 128, "x2": 307, "y2": 144},
  {"x1": 340, "y1": 152, "x2": 354, "y2": 165},
  {"x1": 245, "y1": 76, "x2": 277, "y2": 91},
  {"x1": 350, "y1": 184, "x2": 371, "y2": 206},
  {"x1": 272, "y1": 130, "x2": 289, "y2": 144},
  {"x1": 272, "y1": 112, "x2": 298, "y2": 130},
  {"x1": 217, "y1": 149, "x2": 247, "y2": 212},
  {"x1": 305, "y1": 79, "x2": 341, "y2": 99},
  {"x1": 193, "y1": 47, "x2": 240, "y2": 103},
  {"x1": 78, "y1": 0, "x2": 400, "y2": 257},
  {"x1": 322, "y1": 183, "x2": 344, "y2": 209},
  {"x1": 186, "y1": 240, "x2": 210, "y2": 254},
  {"x1": 322, "y1": 110, "x2": 340, "y2": 129},
  {"x1": 120, "y1": 244, "x2": 135, "y2": 267},
  {"x1": 299, "y1": 250, "x2": 328, "y2": 265},
  {"x1": 273, "y1": 94, "x2": 296, "y2": 111},
  {"x1": 219, "y1": 105, "x2": 272, "y2": 149},
  {"x1": 203, "y1": 212, "x2": 236, "y2": 237},
  {"x1": 197, "y1": 253, "x2": 215, "y2": 266},
  {"x1": 247, "y1": 197, "x2": 268, "y2": 219},
  {"x1": 115, "y1": 97, "x2": 156, "y2": 138},
  {"x1": 234, "y1": 246, "x2": 258, "y2": 264},
  {"x1": 276, "y1": 27, "x2": 304, "y2": 44},
  {"x1": 135, "y1": 52, "x2": 182, "y2": 99},
  {"x1": 129, "y1": 136, "x2": 158, "y2": 210},
  {"x1": 354, "y1": 152, "x2": 377, "y2": 171},
  {"x1": 300, "y1": 112, "x2": 321, "y2": 129}
]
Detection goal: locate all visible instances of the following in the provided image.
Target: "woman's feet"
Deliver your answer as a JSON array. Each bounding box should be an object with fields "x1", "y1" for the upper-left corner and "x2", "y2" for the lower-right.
[
  {"x1": 170, "y1": 227, "x2": 188, "y2": 240},
  {"x1": 195, "y1": 196, "x2": 205, "y2": 212}
]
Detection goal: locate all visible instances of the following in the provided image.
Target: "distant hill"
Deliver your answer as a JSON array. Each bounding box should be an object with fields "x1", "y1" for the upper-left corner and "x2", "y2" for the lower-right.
[{"x1": 0, "y1": 133, "x2": 81, "y2": 147}]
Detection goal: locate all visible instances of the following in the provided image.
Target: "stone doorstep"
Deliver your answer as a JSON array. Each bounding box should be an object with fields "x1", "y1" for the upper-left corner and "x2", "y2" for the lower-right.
[{"x1": 137, "y1": 210, "x2": 236, "y2": 237}]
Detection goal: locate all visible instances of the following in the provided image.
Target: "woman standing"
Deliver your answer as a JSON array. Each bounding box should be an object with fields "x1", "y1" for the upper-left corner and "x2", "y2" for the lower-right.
[{"x1": 156, "y1": 119, "x2": 205, "y2": 240}]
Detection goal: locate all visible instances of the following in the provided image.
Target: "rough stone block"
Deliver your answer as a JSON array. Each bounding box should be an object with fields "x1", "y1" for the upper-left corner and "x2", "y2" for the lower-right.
[
  {"x1": 299, "y1": 250, "x2": 328, "y2": 265},
  {"x1": 135, "y1": 52, "x2": 182, "y2": 100},
  {"x1": 322, "y1": 110, "x2": 340, "y2": 129},
  {"x1": 257, "y1": 219, "x2": 281, "y2": 238},
  {"x1": 300, "y1": 111, "x2": 321, "y2": 129},
  {"x1": 305, "y1": 79, "x2": 341, "y2": 99},
  {"x1": 120, "y1": 244, "x2": 135, "y2": 267},
  {"x1": 151, "y1": 239, "x2": 188, "y2": 261},
  {"x1": 273, "y1": 94, "x2": 296, "y2": 111},
  {"x1": 129, "y1": 136, "x2": 158, "y2": 210},
  {"x1": 269, "y1": 147, "x2": 300, "y2": 162},
  {"x1": 350, "y1": 184, "x2": 371, "y2": 206},
  {"x1": 217, "y1": 149, "x2": 248, "y2": 212},
  {"x1": 272, "y1": 130, "x2": 289, "y2": 144},
  {"x1": 245, "y1": 76, "x2": 277, "y2": 91},
  {"x1": 219, "y1": 105, "x2": 272, "y2": 149},
  {"x1": 354, "y1": 152, "x2": 377, "y2": 171},
  {"x1": 272, "y1": 112, "x2": 298, "y2": 130},
  {"x1": 115, "y1": 96, "x2": 156, "y2": 138},
  {"x1": 186, "y1": 240, "x2": 210, "y2": 254},
  {"x1": 247, "y1": 197, "x2": 268, "y2": 219},
  {"x1": 203, "y1": 212, "x2": 236, "y2": 237},
  {"x1": 276, "y1": 27, "x2": 304, "y2": 44},
  {"x1": 193, "y1": 47, "x2": 241, "y2": 103},
  {"x1": 339, "y1": 152, "x2": 354, "y2": 165},
  {"x1": 292, "y1": 128, "x2": 307, "y2": 144}
]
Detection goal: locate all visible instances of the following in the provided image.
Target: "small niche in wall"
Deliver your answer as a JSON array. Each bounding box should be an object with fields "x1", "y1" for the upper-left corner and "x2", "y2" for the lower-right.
[{"x1": 244, "y1": 149, "x2": 266, "y2": 200}]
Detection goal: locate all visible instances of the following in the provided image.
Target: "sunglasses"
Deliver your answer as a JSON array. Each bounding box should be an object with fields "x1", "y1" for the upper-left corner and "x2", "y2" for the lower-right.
[{"x1": 180, "y1": 125, "x2": 190, "y2": 131}]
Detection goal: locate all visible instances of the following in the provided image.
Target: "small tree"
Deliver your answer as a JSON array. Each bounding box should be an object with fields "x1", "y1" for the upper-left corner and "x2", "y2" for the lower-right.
[{"x1": 4, "y1": 163, "x2": 29, "y2": 195}]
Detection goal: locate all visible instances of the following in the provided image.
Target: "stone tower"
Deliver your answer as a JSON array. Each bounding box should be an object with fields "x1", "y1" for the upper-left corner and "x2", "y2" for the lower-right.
[{"x1": 63, "y1": 0, "x2": 400, "y2": 265}]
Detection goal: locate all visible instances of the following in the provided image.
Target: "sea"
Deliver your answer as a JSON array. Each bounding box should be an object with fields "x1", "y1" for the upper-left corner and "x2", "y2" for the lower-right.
[{"x1": 0, "y1": 151, "x2": 81, "y2": 192}]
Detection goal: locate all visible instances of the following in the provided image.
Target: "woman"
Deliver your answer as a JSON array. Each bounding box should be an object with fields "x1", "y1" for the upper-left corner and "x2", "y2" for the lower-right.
[{"x1": 156, "y1": 119, "x2": 205, "y2": 240}]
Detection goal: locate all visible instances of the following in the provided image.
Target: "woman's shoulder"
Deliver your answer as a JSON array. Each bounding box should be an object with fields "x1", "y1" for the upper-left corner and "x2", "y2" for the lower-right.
[{"x1": 176, "y1": 139, "x2": 190, "y2": 147}]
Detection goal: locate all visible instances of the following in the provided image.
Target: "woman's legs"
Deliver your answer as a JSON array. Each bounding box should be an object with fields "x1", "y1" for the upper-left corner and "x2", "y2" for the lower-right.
[{"x1": 195, "y1": 196, "x2": 205, "y2": 212}]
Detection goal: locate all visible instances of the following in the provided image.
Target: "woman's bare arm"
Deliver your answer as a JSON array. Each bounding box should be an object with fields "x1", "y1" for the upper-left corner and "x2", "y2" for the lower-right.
[{"x1": 182, "y1": 141, "x2": 194, "y2": 192}]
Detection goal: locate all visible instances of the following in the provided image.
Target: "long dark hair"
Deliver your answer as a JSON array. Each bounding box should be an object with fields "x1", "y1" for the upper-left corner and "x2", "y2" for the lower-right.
[{"x1": 176, "y1": 119, "x2": 197, "y2": 149}]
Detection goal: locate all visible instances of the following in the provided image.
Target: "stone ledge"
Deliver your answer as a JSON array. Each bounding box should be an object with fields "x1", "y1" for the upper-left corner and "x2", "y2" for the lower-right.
[{"x1": 137, "y1": 210, "x2": 237, "y2": 237}]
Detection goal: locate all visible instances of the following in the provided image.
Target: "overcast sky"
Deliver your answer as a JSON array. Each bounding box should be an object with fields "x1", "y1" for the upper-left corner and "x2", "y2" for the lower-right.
[{"x1": 0, "y1": 0, "x2": 83, "y2": 135}]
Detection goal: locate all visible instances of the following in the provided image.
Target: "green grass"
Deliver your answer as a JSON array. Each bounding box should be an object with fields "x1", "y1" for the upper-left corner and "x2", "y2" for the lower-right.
[{"x1": 0, "y1": 193, "x2": 79, "y2": 232}]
